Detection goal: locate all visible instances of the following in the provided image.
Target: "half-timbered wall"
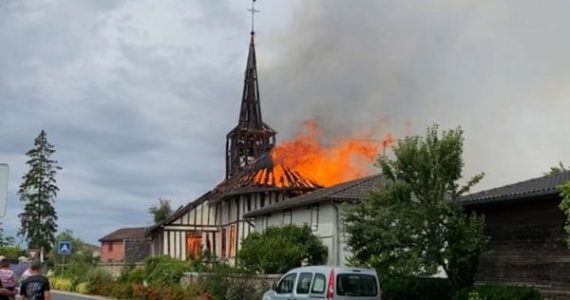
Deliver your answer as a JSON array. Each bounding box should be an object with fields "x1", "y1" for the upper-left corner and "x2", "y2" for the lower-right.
[
  {"x1": 215, "y1": 191, "x2": 283, "y2": 262},
  {"x1": 153, "y1": 199, "x2": 218, "y2": 260},
  {"x1": 152, "y1": 190, "x2": 292, "y2": 264}
]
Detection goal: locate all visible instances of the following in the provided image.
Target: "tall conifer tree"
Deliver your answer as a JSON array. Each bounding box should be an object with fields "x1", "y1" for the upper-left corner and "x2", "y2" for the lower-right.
[{"x1": 18, "y1": 130, "x2": 61, "y2": 253}]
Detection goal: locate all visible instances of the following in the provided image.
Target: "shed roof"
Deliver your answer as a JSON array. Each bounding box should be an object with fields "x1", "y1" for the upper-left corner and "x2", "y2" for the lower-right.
[
  {"x1": 243, "y1": 174, "x2": 384, "y2": 218},
  {"x1": 99, "y1": 227, "x2": 148, "y2": 242},
  {"x1": 461, "y1": 170, "x2": 570, "y2": 205}
]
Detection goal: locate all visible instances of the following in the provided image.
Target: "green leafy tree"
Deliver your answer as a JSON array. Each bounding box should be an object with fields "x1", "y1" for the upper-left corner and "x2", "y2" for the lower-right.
[
  {"x1": 238, "y1": 225, "x2": 327, "y2": 274},
  {"x1": 48, "y1": 229, "x2": 98, "y2": 282},
  {"x1": 545, "y1": 162, "x2": 568, "y2": 175},
  {"x1": 344, "y1": 125, "x2": 488, "y2": 288},
  {"x1": 559, "y1": 182, "x2": 570, "y2": 248},
  {"x1": 0, "y1": 223, "x2": 15, "y2": 248},
  {"x1": 18, "y1": 130, "x2": 61, "y2": 253},
  {"x1": 148, "y1": 198, "x2": 173, "y2": 224},
  {"x1": 0, "y1": 224, "x2": 23, "y2": 260}
]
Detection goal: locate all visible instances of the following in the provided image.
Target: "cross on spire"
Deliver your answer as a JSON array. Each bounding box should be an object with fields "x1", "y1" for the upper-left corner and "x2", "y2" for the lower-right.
[{"x1": 247, "y1": 0, "x2": 259, "y2": 34}]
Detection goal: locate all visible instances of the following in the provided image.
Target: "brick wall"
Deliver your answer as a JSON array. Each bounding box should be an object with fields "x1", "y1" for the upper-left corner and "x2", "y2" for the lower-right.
[{"x1": 100, "y1": 240, "x2": 124, "y2": 263}]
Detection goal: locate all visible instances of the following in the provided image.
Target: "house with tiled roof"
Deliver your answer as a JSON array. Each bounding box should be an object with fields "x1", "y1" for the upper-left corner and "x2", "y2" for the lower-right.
[
  {"x1": 244, "y1": 174, "x2": 384, "y2": 266},
  {"x1": 99, "y1": 227, "x2": 150, "y2": 263},
  {"x1": 461, "y1": 170, "x2": 570, "y2": 298}
]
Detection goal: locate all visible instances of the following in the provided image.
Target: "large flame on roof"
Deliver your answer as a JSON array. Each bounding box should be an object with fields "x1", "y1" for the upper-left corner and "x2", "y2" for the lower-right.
[{"x1": 271, "y1": 120, "x2": 394, "y2": 187}]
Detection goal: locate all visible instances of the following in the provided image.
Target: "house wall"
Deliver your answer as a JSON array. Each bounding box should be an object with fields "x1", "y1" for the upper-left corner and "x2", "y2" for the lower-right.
[
  {"x1": 470, "y1": 196, "x2": 570, "y2": 298},
  {"x1": 124, "y1": 238, "x2": 152, "y2": 263},
  {"x1": 254, "y1": 202, "x2": 353, "y2": 266},
  {"x1": 151, "y1": 191, "x2": 293, "y2": 264},
  {"x1": 151, "y1": 198, "x2": 219, "y2": 260},
  {"x1": 100, "y1": 240, "x2": 124, "y2": 263}
]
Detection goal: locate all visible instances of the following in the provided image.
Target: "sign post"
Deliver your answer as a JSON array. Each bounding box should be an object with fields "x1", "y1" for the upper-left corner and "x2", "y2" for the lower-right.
[
  {"x1": 58, "y1": 241, "x2": 72, "y2": 276},
  {"x1": 0, "y1": 164, "x2": 8, "y2": 217}
]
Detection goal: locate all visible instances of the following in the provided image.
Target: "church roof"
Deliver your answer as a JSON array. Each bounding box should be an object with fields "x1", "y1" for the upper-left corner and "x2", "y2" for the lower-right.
[
  {"x1": 461, "y1": 170, "x2": 570, "y2": 205},
  {"x1": 211, "y1": 152, "x2": 322, "y2": 203},
  {"x1": 244, "y1": 174, "x2": 384, "y2": 217}
]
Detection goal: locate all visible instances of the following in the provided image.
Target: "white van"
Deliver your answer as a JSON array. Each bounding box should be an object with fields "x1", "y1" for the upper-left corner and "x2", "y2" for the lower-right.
[{"x1": 262, "y1": 266, "x2": 381, "y2": 300}]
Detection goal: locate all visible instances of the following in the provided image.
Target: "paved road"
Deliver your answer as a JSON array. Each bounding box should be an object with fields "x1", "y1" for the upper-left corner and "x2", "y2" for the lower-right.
[{"x1": 52, "y1": 292, "x2": 106, "y2": 300}]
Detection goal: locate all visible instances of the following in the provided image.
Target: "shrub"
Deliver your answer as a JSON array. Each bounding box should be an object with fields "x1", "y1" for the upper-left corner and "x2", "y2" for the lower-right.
[
  {"x1": 51, "y1": 277, "x2": 73, "y2": 291},
  {"x1": 145, "y1": 256, "x2": 191, "y2": 285},
  {"x1": 127, "y1": 267, "x2": 146, "y2": 284},
  {"x1": 85, "y1": 268, "x2": 114, "y2": 296},
  {"x1": 454, "y1": 285, "x2": 543, "y2": 300},
  {"x1": 381, "y1": 276, "x2": 453, "y2": 300},
  {"x1": 109, "y1": 281, "x2": 133, "y2": 299},
  {"x1": 198, "y1": 270, "x2": 227, "y2": 300},
  {"x1": 225, "y1": 277, "x2": 257, "y2": 300},
  {"x1": 131, "y1": 283, "x2": 200, "y2": 300},
  {"x1": 238, "y1": 225, "x2": 327, "y2": 274},
  {"x1": 75, "y1": 282, "x2": 88, "y2": 294}
]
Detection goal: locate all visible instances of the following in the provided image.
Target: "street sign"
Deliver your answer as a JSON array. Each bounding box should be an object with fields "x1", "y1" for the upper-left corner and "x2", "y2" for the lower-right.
[
  {"x1": 0, "y1": 164, "x2": 8, "y2": 217},
  {"x1": 28, "y1": 249, "x2": 39, "y2": 259},
  {"x1": 58, "y1": 241, "x2": 72, "y2": 255}
]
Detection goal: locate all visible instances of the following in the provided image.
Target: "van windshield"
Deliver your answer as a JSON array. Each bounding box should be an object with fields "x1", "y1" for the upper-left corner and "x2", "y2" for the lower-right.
[{"x1": 336, "y1": 274, "x2": 378, "y2": 297}]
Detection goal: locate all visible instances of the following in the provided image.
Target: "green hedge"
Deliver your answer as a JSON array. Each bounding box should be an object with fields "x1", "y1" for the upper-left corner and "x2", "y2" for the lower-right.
[
  {"x1": 381, "y1": 276, "x2": 543, "y2": 300},
  {"x1": 455, "y1": 285, "x2": 543, "y2": 300},
  {"x1": 381, "y1": 276, "x2": 452, "y2": 300}
]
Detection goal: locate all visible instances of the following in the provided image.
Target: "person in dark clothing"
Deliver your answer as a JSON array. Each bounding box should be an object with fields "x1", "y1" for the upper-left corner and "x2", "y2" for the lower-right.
[
  {"x1": 19, "y1": 261, "x2": 51, "y2": 300},
  {"x1": 0, "y1": 279, "x2": 17, "y2": 300}
]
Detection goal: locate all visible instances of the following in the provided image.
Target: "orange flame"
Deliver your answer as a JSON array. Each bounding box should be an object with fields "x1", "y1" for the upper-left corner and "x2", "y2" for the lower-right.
[{"x1": 271, "y1": 120, "x2": 394, "y2": 187}]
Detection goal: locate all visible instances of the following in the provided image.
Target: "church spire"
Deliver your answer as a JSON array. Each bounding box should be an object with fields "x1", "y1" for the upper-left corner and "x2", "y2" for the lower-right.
[
  {"x1": 237, "y1": 32, "x2": 264, "y2": 130},
  {"x1": 225, "y1": 3, "x2": 276, "y2": 179}
]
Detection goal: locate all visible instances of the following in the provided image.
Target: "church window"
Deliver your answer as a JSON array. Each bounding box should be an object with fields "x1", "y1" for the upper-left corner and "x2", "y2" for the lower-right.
[
  {"x1": 221, "y1": 228, "x2": 227, "y2": 258},
  {"x1": 260, "y1": 193, "x2": 266, "y2": 208},
  {"x1": 229, "y1": 224, "x2": 237, "y2": 257},
  {"x1": 282, "y1": 210, "x2": 292, "y2": 225},
  {"x1": 264, "y1": 215, "x2": 269, "y2": 229},
  {"x1": 311, "y1": 205, "x2": 319, "y2": 231}
]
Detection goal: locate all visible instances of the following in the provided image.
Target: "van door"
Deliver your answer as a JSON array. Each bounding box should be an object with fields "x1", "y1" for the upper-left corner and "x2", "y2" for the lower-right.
[
  {"x1": 293, "y1": 272, "x2": 313, "y2": 299},
  {"x1": 271, "y1": 272, "x2": 297, "y2": 300},
  {"x1": 335, "y1": 273, "x2": 380, "y2": 300}
]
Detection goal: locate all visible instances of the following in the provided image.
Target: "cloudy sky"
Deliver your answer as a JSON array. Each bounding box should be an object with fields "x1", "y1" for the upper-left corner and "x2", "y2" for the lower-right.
[{"x1": 1, "y1": 0, "x2": 569, "y2": 245}]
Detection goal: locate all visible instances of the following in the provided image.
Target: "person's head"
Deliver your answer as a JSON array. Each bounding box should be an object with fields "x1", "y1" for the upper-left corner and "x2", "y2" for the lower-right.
[
  {"x1": 29, "y1": 260, "x2": 42, "y2": 273},
  {"x1": 0, "y1": 258, "x2": 10, "y2": 268}
]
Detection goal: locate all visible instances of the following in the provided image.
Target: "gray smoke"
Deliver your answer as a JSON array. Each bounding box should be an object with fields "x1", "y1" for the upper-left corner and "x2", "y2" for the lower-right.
[{"x1": 258, "y1": 0, "x2": 570, "y2": 190}]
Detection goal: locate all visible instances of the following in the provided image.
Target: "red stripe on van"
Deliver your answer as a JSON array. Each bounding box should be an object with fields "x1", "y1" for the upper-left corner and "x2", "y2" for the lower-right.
[{"x1": 327, "y1": 268, "x2": 335, "y2": 300}]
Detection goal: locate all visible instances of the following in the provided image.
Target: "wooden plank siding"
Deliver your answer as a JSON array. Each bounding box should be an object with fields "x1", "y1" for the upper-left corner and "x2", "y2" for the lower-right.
[{"x1": 470, "y1": 196, "x2": 570, "y2": 299}]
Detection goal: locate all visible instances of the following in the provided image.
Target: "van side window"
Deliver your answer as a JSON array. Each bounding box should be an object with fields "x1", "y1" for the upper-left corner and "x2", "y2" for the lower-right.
[
  {"x1": 276, "y1": 273, "x2": 297, "y2": 294},
  {"x1": 296, "y1": 273, "x2": 313, "y2": 294},
  {"x1": 310, "y1": 273, "x2": 326, "y2": 294}
]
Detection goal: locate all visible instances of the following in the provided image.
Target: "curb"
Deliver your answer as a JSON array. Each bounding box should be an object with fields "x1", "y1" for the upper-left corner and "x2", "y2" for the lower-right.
[{"x1": 52, "y1": 290, "x2": 111, "y2": 300}]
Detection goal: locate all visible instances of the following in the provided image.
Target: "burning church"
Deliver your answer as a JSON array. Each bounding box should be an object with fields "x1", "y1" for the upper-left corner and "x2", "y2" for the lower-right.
[
  {"x1": 147, "y1": 2, "x2": 389, "y2": 263},
  {"x1": 148, "y1": 31, "x2": 325, "y2": 262}
]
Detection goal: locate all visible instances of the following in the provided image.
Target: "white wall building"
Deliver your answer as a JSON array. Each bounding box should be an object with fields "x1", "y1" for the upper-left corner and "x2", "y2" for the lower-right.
[{"x1": 244, "y1": 174, "x2": 383, "y2": 266}]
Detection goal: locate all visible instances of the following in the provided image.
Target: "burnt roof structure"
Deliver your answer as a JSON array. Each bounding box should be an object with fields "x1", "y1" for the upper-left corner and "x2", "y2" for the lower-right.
[
  {"x1": 461, "y1": 170, "x2": 570, "y2": 206},
  {"x1": 212, "y1": 153, "x2": 321, "y2": 203},
  {"x1": 226, "y1": 32, "x2": 276, "y2": 179},
  {"x1": 244, "y1": 174, "x2": 384, "y2": 217}
]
